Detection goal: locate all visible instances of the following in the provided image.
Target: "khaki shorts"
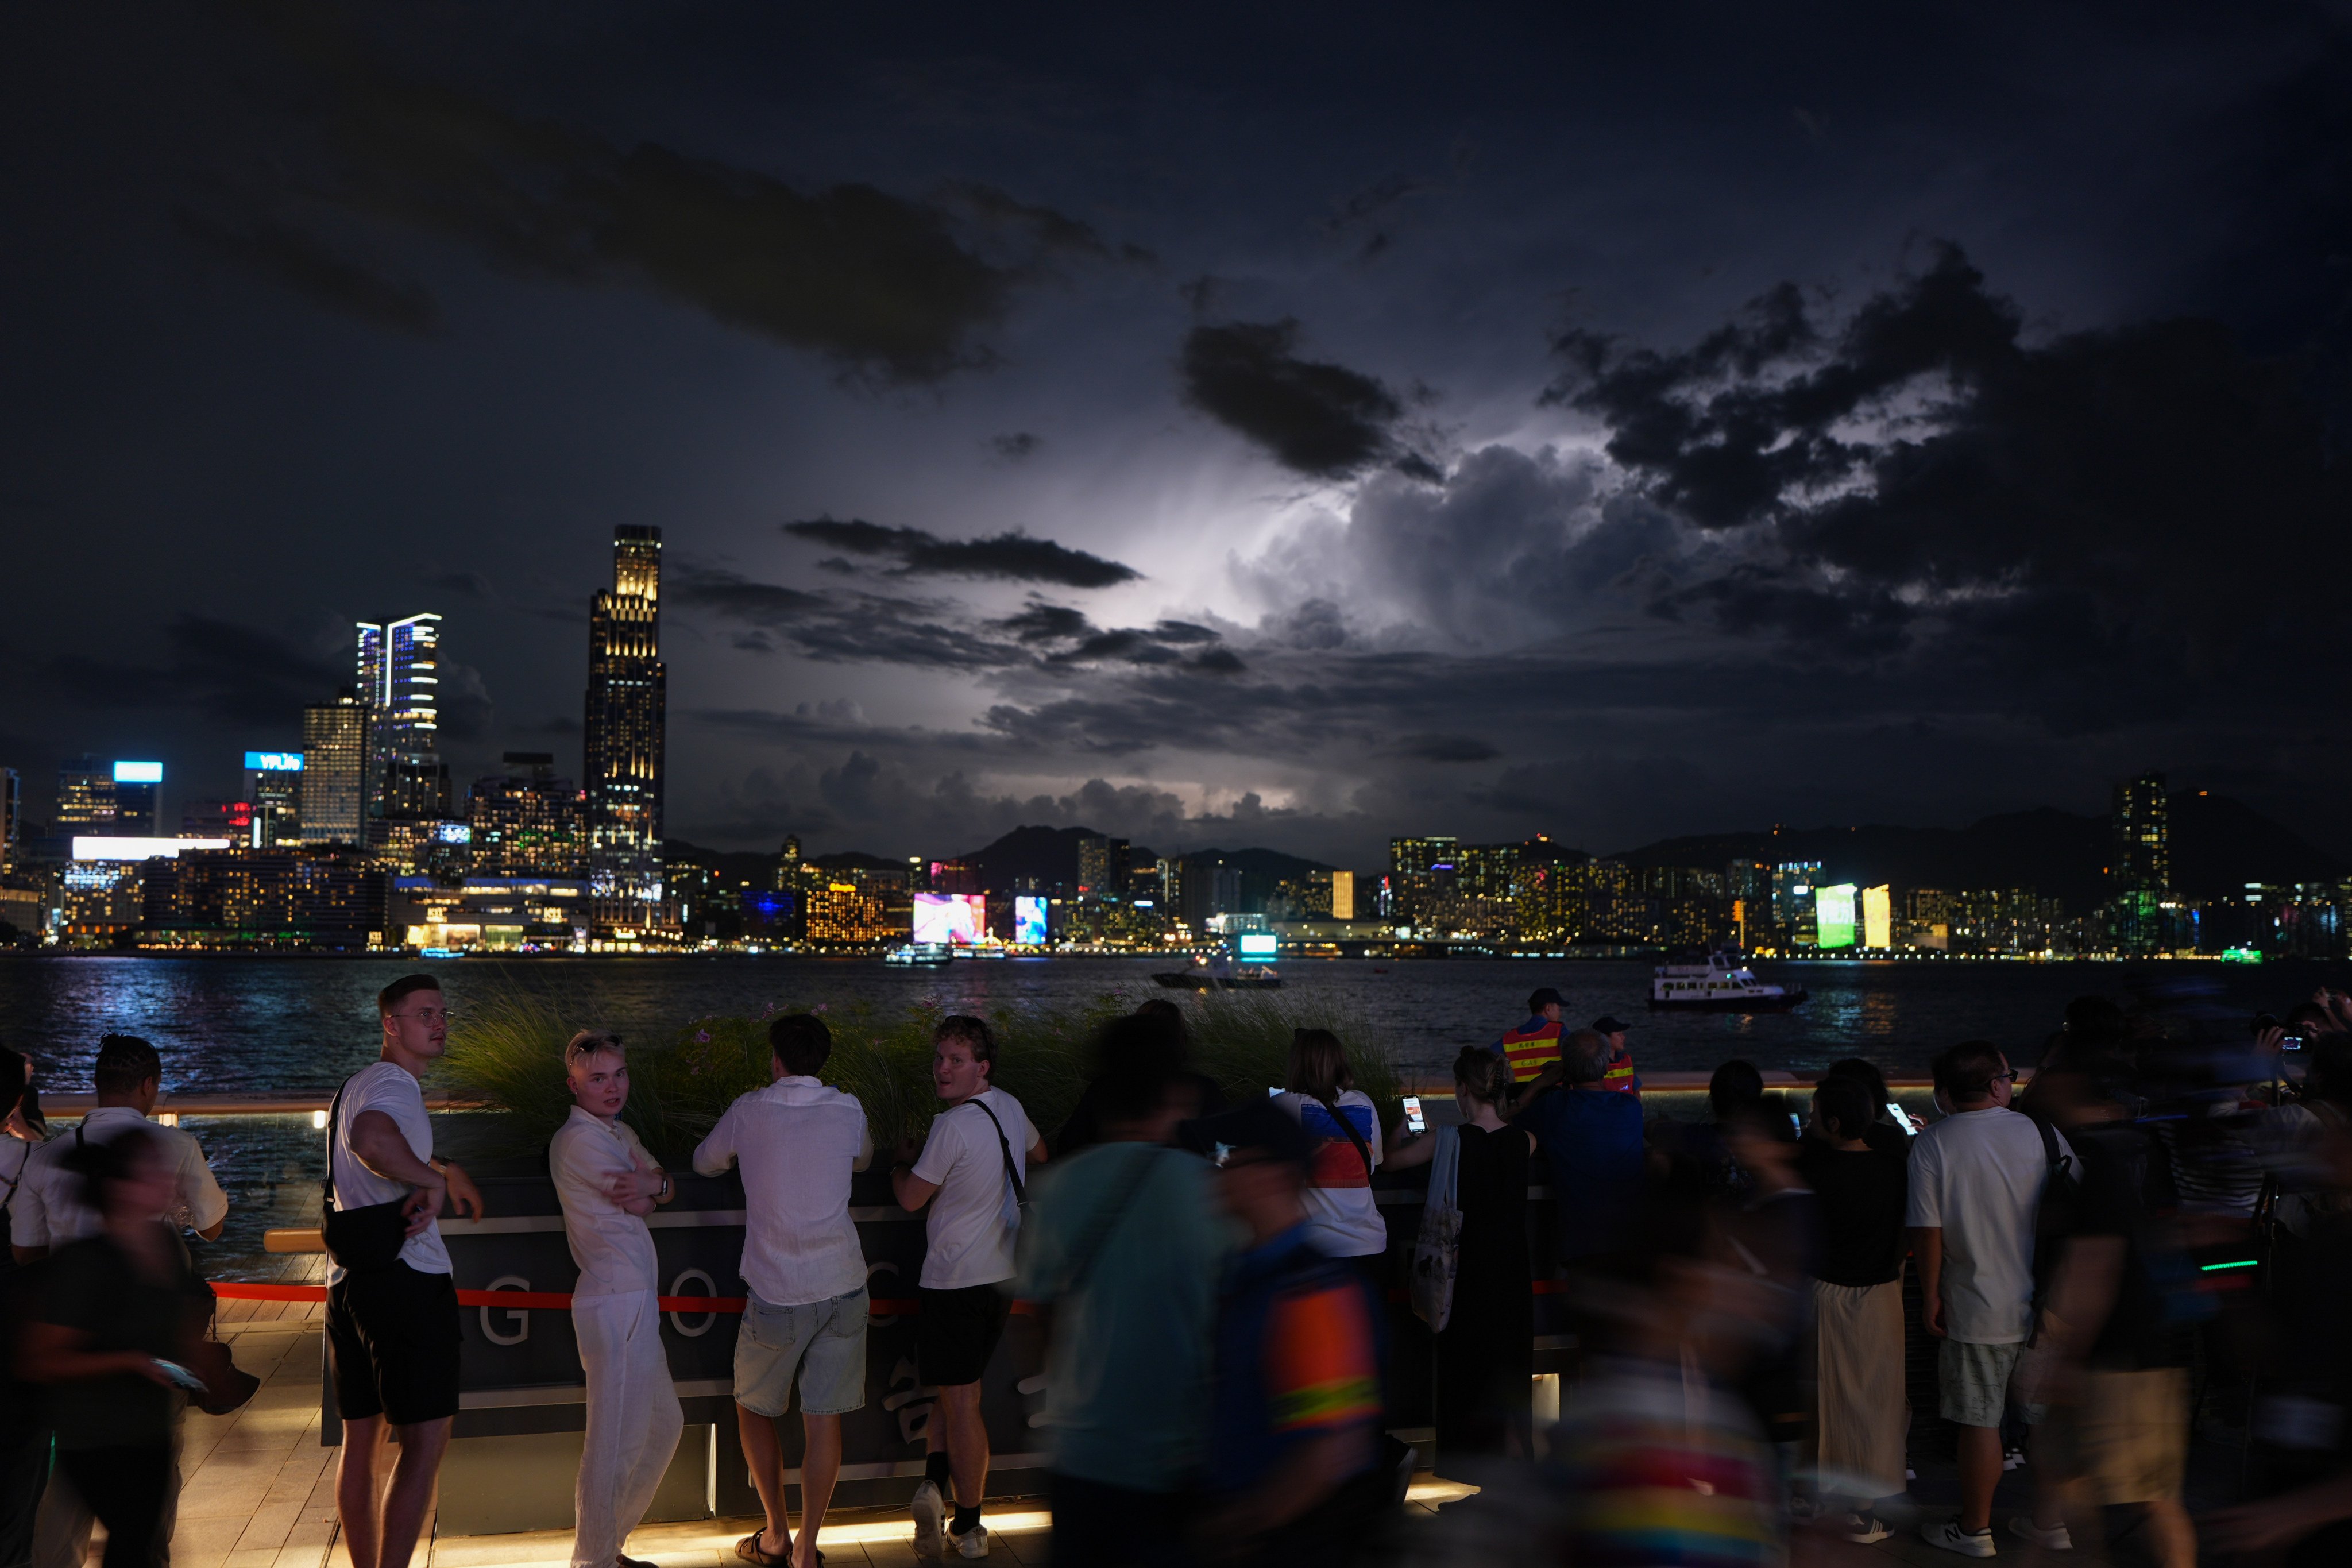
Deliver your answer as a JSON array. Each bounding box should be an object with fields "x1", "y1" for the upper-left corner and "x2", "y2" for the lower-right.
[
  {"x1": 1938, "y1": 1339, "x2": 2046, "y2": 1429},
  {"x1": 2077, "y1": 1368, "x2": 2189, "y2": 1504}
]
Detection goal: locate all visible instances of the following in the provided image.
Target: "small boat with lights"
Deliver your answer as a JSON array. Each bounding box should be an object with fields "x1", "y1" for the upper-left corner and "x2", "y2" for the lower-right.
[
  {"x1": 1649, "y1": 951, "x2": 1806, "y2": 1012},
  {"x1": 883, "y1": 941, "x2": 953, "y2": 968}
]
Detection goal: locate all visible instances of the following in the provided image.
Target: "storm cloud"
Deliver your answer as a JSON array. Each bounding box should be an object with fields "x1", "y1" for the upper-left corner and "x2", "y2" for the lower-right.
[
  {"x1": 1180, "y1": 319, "x2": 1425, "y2": 480},
  {"x1": 782, "y1": 519, "x2": 1141, "y2": 588}
]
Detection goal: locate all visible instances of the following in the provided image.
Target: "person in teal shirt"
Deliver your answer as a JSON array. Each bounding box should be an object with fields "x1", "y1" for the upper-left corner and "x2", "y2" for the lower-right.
[{"x1": 1017, "y1": 1015, "x2": 1230, "y2": 1568}]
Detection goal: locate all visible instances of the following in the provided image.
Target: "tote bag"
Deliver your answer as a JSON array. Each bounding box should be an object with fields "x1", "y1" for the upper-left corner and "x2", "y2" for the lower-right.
[{"x1": 1408, "y1": 1126, "x2": 1462, "y2": 1332}]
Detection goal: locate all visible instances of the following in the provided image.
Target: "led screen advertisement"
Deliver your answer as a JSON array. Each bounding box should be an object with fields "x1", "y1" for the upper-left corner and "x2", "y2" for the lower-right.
[
  {"x1": 1013, "y1": 895, "x2": 1047, "y2": 946},
  {"x1": 1237, "y1": 932, "x2": 1279, "y2": 961},
  {"x1": 112, "y1": 760, "x2": 163, "y2": 783},
  {"x1": 913, "y1": 892, "x2": 987, "y2": 946},
  {"x1": 1814, "y1": 883, "x2": 1858, "y2": 949},
  {"x1": 243, "y1": 751, "x2": 304, "y2": 771},
  {"x1": 1862, "y1": 885, "x2": 1893, "y2": 950}
]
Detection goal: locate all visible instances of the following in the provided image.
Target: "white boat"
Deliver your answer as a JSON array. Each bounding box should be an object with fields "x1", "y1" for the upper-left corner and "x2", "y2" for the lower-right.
[
  {"x1": 1649, "y1": 951, "x2": 1807, "y2": 1012},
  {"x1": 883, "y1": 942, "x2": 953, "y2": 968}
]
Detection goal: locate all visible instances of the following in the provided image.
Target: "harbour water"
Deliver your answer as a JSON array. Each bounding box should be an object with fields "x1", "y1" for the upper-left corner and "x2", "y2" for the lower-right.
[{"x1": 2, "y1": 952, "x2": 2336, "y2": 1278}]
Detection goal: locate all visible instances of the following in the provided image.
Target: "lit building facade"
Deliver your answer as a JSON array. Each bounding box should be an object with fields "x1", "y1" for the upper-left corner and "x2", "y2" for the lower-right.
[
  {"x1": 111, "y1": 762, "x2": 161, "y2": 837},
  {"x1": 585, "y1": 526, "x2": 665, "y2": 908},
  {"x1": 469, "y1": 757, "x2": 588, "y2": 878},
  {"x1": 299, "y1": 693, "x2": 372, "y2": 847},
  {"x1": 356, "y1": 614, "x2": 442, "y2": 820},
  {"x1": 57, "y1": 756, "x2": 115, "y2": 835},
  {"x1": 241, "y1": 752, "x2": 303, "y2": 847},
  {"x1": 2106, "y1": 771, "x2": 2175, "y2": 954}
]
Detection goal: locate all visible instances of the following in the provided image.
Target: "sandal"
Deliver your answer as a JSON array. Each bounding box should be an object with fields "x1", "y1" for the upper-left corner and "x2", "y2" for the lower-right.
[{"x1": 735, "y1": 1534, "x2": 787, "y2": 1567}]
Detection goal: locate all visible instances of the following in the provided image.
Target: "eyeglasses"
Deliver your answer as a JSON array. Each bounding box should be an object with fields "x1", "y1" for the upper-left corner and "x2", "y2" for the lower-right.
[{"x1": 392, "y1": 1008, "x2": 455, "y2": 1025}]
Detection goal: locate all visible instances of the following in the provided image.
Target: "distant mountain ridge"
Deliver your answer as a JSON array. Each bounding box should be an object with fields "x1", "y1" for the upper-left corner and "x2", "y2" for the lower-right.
[{"x1": 1611, "y1": 791, "x2": 2343, "y2": 912}]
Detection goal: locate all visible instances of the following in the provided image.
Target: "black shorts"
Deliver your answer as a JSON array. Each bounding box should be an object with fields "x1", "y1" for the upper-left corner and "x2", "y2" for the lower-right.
[
  {"x1": 916, "y1": 1284, "x2": 1010, "y2": 1388},
  {"x1": 327, "y1": 1262, "x2": 461, "y2": 1426}
]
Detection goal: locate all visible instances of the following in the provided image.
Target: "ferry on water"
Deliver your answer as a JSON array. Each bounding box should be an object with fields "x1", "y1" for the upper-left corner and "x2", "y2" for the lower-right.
[
  {"x1": 883, "y1": 941, "x2": 954, "y2": 967},
  {"x1": 1649, "y1": 951, "x2": 1807, "y2": 1013}
]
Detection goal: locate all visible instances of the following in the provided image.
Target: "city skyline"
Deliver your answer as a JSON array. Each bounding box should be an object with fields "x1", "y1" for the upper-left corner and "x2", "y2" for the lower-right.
[{"x1": 5, "y1": 7, "x2": 2350, "y2": 871}]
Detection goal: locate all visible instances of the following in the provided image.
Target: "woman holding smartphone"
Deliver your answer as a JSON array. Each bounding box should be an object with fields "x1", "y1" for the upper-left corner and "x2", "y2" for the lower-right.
[
  {"x1": 20, "y1": 1126, "x2": 213, "y2": 1568},
  {"x1": 1388, "y1": 1047, "x2": 1537, "y2": 1468}
]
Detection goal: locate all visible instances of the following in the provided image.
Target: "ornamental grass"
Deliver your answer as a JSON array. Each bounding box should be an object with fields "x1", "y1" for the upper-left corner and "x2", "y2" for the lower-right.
[{"x1": 439, "y1": 976, "x2": 1404, "y2": 1164}]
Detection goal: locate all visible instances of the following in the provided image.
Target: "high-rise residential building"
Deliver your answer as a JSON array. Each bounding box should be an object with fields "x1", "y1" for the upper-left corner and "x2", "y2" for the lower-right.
[
  {"x1": 1328, "y1": 869, "x2": 1355, "y2": 921},
  {"x1": 1, "y1": 767, "x2": 18, "y2": 870},
  {"x1": 1772, "y1": 861, "x2": 1822, "y2": 944},
  {"x1": 1076, "y1": 835, "x2": 1129, "y2": 899},
  {"x1": 110, "y1": 762, "x2": 162, "y2": 837},
  {"x1": 1388, "y1": 835, "x2": 1459, "y2": 928},
  {"x1": 585, "y1": 526, "x2": 666, "y2": 907},
  {"x1": 181, "y1": 800, "x2": 253, "y2": 841},
  {"x1": 469, "y1": 756, "x2": 588, "y2": 878},
  {"x1": 2111, "y1": 771, "x2": 2169, "y2": 893},
  {"x1": 300, "y1": 693, "x2": 372, "y2": 847},
  {"x1": 356, "y1": 616, "x2": 442, "y2": 817},
  {"x1": 57, "y1": 756, "x2": 115, "y2": 835},
  {"x1": 242, "y1": 752, "x2": 304, "y2": 847}
]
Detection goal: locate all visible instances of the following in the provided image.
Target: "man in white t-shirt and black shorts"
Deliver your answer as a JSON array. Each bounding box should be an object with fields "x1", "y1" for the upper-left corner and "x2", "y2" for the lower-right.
[
  {"x1": 326, "y1": 975, "x2": 485, "y2": 1568},
  {"x1": 893, "y1": 1016, "x2": 1047, "y2": 1561}
]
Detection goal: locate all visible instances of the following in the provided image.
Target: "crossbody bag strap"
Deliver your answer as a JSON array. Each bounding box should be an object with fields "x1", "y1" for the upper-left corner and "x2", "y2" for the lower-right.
[
  {"x1": 968, "y1": 1098, "x2": 1027, "y2": 1206},
  {"x1": 322, "y1": 1080, "x2": 349, "y2": 1208},
  {"x1": 1312, "y1": 1094, "x2": 1374, "y2": 1177}
]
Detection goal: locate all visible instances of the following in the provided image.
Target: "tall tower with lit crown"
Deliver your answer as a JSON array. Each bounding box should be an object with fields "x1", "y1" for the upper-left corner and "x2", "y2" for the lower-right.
[
  {"x1": 356, "y1": 613, "x2": 445, "y2": 820},
  {"x1": 585, "y1": 526, "x2": 666, "y2": 906}
]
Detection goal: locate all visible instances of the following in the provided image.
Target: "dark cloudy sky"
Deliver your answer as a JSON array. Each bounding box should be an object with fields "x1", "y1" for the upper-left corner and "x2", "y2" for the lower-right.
[{"x1": 6, "y1": 2, "x2": 2351, "y2": 867}]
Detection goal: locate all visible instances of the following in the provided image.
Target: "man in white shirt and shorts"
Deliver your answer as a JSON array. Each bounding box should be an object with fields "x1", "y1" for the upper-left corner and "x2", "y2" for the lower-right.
[
  {"x1": 326, "y1": 975, "x2": 485, "y2": 1568},
  {"x1": 552, "y1": 1031, "x2": 681, "y2": 1568},
  {"x1": 893, "y1": 1016, "x2": 1047, "y2": 1561},
  {"x1": 694, "y1": 1014, "x2": 874, "y2": 1568},
  {"x1": 1908, "y1": 1039, "x2": 2075, "y2": 1557}
]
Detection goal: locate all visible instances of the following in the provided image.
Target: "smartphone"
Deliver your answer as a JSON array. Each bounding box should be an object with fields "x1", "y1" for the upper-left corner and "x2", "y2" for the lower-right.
[
  {"x1": 1267, "y1": 1086, "x2": 1282, "y2": 1098},
  {"x1": 2283, "y1": 1034, "x2": 2306, "y2": 1052},
  {"x1": 1787, "y1": 1110, "x2": 1803, "y2": 1135},
  {"x1": 1887, "y1": 1104, "x2": 1920, "y2": 1136},
  {"x1": 150, "y1": 1357, "x2": 208, "y2": 1392},
  {"x1": 1403, "y1": 1095, "x2": 1427, "y2": 1135}
]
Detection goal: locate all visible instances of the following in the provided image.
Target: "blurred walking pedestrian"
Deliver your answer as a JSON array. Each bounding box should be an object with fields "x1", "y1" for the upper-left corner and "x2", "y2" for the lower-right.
[
  {"x1": 17, "y1": 1128, "x2": 210, "y2": 1568},
  {"x1": 1018, "y1": 1016, "x2": 1227, "y2": 1568},
  {"x1": 552, "y1": 1031, "x2": 681, "y2": 1568},
  {"x1": 1798, "y1": 1075, "x2": 1911, "y2": 1540},
  {"x1": 1196, "y1": 1102, "x2": 1388, "y2": 1568},
  {"x1": 1050, "y1": 1001, "x2": 1225, "y2": 1158},
  {"x1": 1386, "y1": 1046, "x2": 1534, "y2": 1470},
  {"x1": 694, "y1": 1014, "x2": 875, "y2": 1568},
  {"x1": 11, "y1": 1034, "x2": 230, "y2": 1568},
  {"x1": 893, "y1": 1016, "x2": 1046, "y2": 1560},
  {"x1": 0, "y1": 1046, "x2": 47, "y2": 1568}
]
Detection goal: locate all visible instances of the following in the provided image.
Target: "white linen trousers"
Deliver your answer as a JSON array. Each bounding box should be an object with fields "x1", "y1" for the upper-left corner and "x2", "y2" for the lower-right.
[{"x1": 571, "y1": 1290, "x2": 684, "y2": 1568}]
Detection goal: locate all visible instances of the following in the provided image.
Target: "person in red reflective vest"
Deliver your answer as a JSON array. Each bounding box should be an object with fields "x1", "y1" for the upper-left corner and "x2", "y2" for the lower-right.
[
  {"x1": 1492, "y1": 990, "x2": 1566, "y2": 1113},
  {"x1": 1589, "y1": 1016, "x2": 1643, "y2": 1095}
]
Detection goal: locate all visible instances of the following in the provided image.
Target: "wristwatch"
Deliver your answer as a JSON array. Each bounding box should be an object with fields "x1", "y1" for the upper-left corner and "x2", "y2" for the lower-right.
[{"x1": 656, "y1": 1173, "x2": 673, "y2": 1202}]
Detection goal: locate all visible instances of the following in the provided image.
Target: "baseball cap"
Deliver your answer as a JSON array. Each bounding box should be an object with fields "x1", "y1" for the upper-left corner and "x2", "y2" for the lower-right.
[
  {"x1": 1592, "y1": 1015, "x2": 1631, "y2": 1034},
  {"x1": 1527, "y1": 987, "x2": 1566, "y2": 1012}
]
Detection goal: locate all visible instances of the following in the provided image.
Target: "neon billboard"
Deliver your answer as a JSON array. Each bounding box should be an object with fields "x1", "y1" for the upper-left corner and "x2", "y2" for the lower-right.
[
  {"x1": 112, "y1": 761, "x2": 163, "y2": 783},
  {"x1": 243, "y1": 752, "x2": 304, "y2": 771},
  {"x1": 913, "y1": 893, "x2": 986, "y2": 946},
  {"x1": 1814, "y1": 883, "x2": 1858, "y2": 949},
  {"x1": 1013, "y1": 895, "x2": 1046, "y2": 945}
]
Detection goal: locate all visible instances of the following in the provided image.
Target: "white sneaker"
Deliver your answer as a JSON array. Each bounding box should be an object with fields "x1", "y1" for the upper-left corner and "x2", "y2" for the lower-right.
[
  {"x1": 947, "y1": 1520, "x2": 988, "y2": 1560},
  {"x1": 1920, "y1": 1519, "x2": 1998, "y2": 1558},
  {"x1": 2009, "y1": 1516, "x2": 2072, "y2": 1551},
  {"x1": 910, "y1": 1480, "x2": 945, "y2": 1558},
  {"x1": 1841, "y1": 1514, "x2": 1893, "y2": 1544},
  {"x1": 2002, "y1": 1447, "x2": 2026, "y2": 1471}
]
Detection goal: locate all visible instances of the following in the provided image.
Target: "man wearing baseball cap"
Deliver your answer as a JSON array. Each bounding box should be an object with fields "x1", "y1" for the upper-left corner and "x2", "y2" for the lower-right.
[
  {"x1": 1491, "y1": 990, "x2": 1567, "y2": 1112},
  {"x1": 1588, "y1": 1017, "x2": 1642, "y2": 1095}
]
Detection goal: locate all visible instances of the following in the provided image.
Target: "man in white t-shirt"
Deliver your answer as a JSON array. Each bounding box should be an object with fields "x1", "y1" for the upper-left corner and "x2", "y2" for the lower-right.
[
  {"x1": 327, "y1": 975, "x2": 485, "y2": 1568},
  {"x1": 11, "y1": 1033, "x2": 231, "y2": 1568},
  {"x1": 7, "y1": 1033, "x2": 228, "y2": 1264},
  {"x1": 553, "y1": 1031, "x2": 680, "y2": 1568},
  {"x1": 892, "y1": 1016, "x2": 1048, "y2": 1561},
  {"x1": 1907, "y1": 1040, "x2": 2075, "y2": 1558},
  {"x1": 694, "y1": 1014, "x2": 874, "y2": 1568}
]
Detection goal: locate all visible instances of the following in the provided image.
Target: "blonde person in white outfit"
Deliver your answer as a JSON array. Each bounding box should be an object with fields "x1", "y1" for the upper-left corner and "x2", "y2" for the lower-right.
[
  {"x1": 552, "y1": 1032, "x2": 682, "y2": 1568},
  {"x1": 693, "y1": 1014, "x2": 875, "y2": 1568}
]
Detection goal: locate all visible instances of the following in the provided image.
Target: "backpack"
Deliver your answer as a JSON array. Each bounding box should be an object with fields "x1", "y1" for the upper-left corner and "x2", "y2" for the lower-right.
[
  {"x1": 1408, "y1": 1126, "x2": 1462, "y2": 1333},
  {"x1": 2025, "y1": 1115, "x2": 2080, "y2": 1343}
]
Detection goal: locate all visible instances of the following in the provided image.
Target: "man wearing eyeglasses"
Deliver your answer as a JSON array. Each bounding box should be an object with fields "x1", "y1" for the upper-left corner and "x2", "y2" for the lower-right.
[
  {"x1": 327, "y1": 974, "x2": 485, "y2": 1568},
  {"x1": 1908, "y1": 1040, "x2": 2076, "y2": 1558}
]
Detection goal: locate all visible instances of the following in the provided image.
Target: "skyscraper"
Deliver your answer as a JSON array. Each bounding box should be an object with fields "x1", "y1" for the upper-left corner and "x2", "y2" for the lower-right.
[
  {"x1": 2111, "y1": 771, "x2": 2169, "y2": 893},
  {"x1": 356, "y1": 613, "x2": 442, "y2": 820},
  {"x1": 1, "y1": 767, "x2": 17, "y2": 871},
  {"x1": 242, "y1": 752, "x2": 304, "y2": 847},
  {"x1": 110, "y1": 762, "x2": 162, "y2": 837},
  {"x1": 56, "y1": 756, "x2": 115, "y2": 835},
  {"x1": 585, "y1": 526, "x2": 665, "y2": 906},
  {"x1": 300, "y1": 692, "x2": 372, "y2": 847}
]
